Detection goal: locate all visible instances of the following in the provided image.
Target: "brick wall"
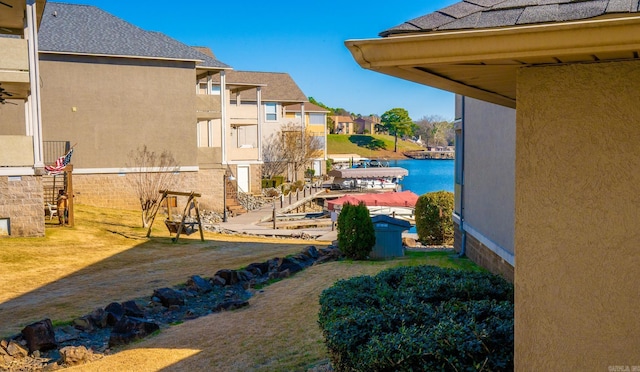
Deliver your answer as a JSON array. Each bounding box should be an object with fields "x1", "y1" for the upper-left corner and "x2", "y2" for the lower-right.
[
  {"x1": 0, "y1": 176, "x2": 45, "y2": 237},
  {"x1": 454, "y1": 222, "x2": 514, "y2": 282}
]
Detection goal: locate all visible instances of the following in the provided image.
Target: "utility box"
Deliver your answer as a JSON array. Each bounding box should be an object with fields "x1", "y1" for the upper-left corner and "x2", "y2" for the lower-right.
[{"x1": 370, "y1": 215, "x2": 412, "y2": 259}]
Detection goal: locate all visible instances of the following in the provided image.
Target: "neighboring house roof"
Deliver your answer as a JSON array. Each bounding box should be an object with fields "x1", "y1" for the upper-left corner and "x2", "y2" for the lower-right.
[
  {"x1": 331, "y1": 115, "x2": 354, "y2": 123},
  {"x1": 346, "y1": 0, "x2": 640, "y2": 108},
  {"x1": 286, "y1": 103, "x2": 330, "y2": 113},
  {"x1": 382, "y1": 0, "x2": 640, "y2": 36},
  {"x1": 39, "y1": 2, "x2": 230, "y2": 69},
  {"x1": 221, "y1": 71, "x2": 307, "y2": 103}
]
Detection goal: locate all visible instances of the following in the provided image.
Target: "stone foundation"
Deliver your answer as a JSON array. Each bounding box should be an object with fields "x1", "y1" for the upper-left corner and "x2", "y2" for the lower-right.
[
  {"x1": 0, "y1": 175, "x2": 45, "y2": 237},
  {"x1": 70, "y1": 169, "x2": 228, "y2": 212},
  {"x1": 454, "y1": 222, "x2": 514, "y2": 282}
]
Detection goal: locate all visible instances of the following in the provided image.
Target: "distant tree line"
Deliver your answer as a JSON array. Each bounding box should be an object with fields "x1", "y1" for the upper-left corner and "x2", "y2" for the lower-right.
[{"x1": 309, "y1": 97, "x2": 455, "y2": 148}]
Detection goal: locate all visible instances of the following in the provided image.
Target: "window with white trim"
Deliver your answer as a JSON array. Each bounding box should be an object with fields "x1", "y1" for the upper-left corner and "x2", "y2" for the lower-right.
[{"x1": 265, "y1": 102, "x2": 277, "y2": 121}]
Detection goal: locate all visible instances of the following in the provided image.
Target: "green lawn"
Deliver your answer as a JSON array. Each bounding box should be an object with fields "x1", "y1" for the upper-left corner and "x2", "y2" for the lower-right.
[{"x1": 327, "y1": 134, "x2": 424, "y2": 158}]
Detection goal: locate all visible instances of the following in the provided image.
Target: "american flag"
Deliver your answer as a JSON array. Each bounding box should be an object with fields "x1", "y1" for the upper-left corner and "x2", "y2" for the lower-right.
[{"x1": 45, "y1": 148, "x2": 74, "y2": 175}]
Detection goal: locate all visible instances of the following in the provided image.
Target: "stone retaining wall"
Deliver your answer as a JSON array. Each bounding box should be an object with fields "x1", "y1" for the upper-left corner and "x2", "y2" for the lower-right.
[
  {"x1": 454, "y1": 222, "x2": 513, "y2": 282},
  {"x1": 0, "y1": 176, "x2": 44, "y2": 237},
  {"x1": 71, "y1": 170, "x2": 225, "y2": 211}
]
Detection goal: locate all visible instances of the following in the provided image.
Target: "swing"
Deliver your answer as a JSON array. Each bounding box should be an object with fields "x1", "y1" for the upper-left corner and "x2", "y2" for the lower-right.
[{"x1": 146, "y1": 190, "x2": 205, "y2": 242}]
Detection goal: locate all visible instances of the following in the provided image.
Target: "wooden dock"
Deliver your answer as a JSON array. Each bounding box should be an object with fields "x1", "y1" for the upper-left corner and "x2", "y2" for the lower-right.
[{"x1": 403, "y1": 150, "x2": 454, "y2": 160}]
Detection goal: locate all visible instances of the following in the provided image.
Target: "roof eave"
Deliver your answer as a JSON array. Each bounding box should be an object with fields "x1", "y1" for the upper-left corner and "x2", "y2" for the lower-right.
[
  {"x1": 40, "y1": 50, "x2": 204, "y2": 64},
  {"x1": 345, "y1": 15, "x2": 640, "y2": 109}
]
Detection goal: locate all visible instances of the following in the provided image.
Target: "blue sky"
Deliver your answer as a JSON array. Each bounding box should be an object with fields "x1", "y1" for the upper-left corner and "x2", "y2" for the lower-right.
[{"x1": 57, "y1": 0, "x2": 459, "y2": 120}]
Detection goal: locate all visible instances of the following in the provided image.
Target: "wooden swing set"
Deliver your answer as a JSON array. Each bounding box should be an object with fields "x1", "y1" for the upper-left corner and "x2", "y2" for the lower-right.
[{"x1": 146, "y1": 190, "x2": 204, "y2": 242}]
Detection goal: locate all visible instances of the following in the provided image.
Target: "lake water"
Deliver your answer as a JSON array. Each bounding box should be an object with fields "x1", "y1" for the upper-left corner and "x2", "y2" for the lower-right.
[
  {"x1": 387, "y1": 159, "x2": 455, "y2": 196},
  {"x1": 387, "y1": 159, "x2": 454, "y2": 233}
]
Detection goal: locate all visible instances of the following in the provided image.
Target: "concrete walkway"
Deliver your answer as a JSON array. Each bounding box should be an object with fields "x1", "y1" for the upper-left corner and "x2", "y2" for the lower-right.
[{"x1": 218, "y1": 188, "x2": 338, "y2": 242}]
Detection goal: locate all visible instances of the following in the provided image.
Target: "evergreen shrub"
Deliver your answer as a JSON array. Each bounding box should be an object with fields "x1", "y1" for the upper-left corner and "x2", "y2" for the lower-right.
[
  {"x1": 318, "y1": 265, "x2": 514, "y2": 371},
  {"x1": 415, "y1": 190, "x2": 454, "y2": 245},
  {"x1": 337, "y1": 202, "x2": 375, "y2": 260}
]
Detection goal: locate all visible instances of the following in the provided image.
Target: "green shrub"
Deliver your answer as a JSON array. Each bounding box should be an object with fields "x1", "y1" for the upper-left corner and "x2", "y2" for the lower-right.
[
  {"x1": 261, "y1": 179, "x2": 276, "y2": 189},
  {"x1": 337, "y1": 202, "x2": 375, "y2": 260},
  {"x1": 318, "y1": 266, "x2": 514, "y2": 372},
  {"x1": 273, "y1": 175, "x2": 285, "y2": 187},
  {"x1": 415, "y1": 190, "x2": 454, "y2": 246}
]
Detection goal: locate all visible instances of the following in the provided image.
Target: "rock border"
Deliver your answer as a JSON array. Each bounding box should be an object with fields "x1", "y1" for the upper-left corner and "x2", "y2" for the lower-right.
[{"x1": 0, "y1": 245, "x2": 343, "y2": 371}]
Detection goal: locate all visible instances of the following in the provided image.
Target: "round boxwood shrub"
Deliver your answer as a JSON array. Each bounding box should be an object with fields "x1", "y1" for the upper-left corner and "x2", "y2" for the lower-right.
[
  {"x1": 318, "y1": 265, "x2": 514, "y2": 371},
  {"x1": 337, "y1": 202, "x2": 375, "y2": 260},
  {"x1": 415, "y1": 190, "x2": 454, "y2": 246}
]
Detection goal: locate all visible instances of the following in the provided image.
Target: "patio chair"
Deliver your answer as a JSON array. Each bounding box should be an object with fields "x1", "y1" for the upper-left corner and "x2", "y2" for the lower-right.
[{"x1": 46, "y1": 203, "x2": 58, "y2": 221}]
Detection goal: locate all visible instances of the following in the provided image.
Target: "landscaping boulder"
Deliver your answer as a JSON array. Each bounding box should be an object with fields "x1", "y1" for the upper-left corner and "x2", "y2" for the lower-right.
[
  {"x1": 235, "y1": 270, "x2": 254, "y2": 283},
  {"x1": 122, "y1": 300, "x2": 145, "y2": 317},
  {"x1": 104, "y1": 302, "x2": 125, "y2": 326},
  {"x1": 21, "y1": 319, "x2": 57, "y2": 353},
  {"x1": 6, "y1": 340, "x2": 28, "y2": 358},
  {"x1": 73, "y1": 316, "x2": 94, "y2": 332},
  {"x1": 278, "y1": 257, "x2": 304, "y2": 274},
  {"x1": 302, "y1": 245, "x2": 319, "y2": 259},
  {"x1": 214, "y1": 269, "x2": 239, "y2": 285},
  {"x1": 108, "y1": 316, "x2": 159, "y2": 347},
  {"x1": 153, "y1": 288, "x2": 185, "y2": 308},
  {"x1": 245, "y1": 262, "x2": 269, "y2": 276},
  {"x1": 185, "y1": 275, "x2": 213, "y2": 293},
  {"x1": 60, "y1": 345, "x2": 101, "y2": 366},
  {"x1": 212, "y1": 300, "x2": 249, "y2": 312},
  {"x1": 88, "y1": 308, "x2": 108, "y2": 328}
]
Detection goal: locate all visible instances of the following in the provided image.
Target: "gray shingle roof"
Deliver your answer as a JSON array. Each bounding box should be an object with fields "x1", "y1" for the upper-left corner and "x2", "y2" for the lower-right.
[
  {"x1": 39, "y1": 2, "x2": 230, "y2": 68},
  {"x1": 381, "y1": 0, "x2": 640, "y2": 36},
  {"x1": 215, "y1": 71, "x2": 307, "y2": 102}
]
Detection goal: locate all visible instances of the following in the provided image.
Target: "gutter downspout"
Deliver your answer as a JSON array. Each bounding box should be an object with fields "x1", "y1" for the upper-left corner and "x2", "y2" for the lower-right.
[{"x1": 458, "y1": 96, "x2": 467, "y2": 258}]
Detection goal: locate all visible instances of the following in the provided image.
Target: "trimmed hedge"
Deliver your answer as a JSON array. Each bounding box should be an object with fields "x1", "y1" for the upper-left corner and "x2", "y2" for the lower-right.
[
  {"x1": 415, "y1": 190, "x2": 454, "y2": 246},
  {"x1": 337, "y1": 202, "x2": 376, "y2": 260},
  {"x1": 318, "y1": 265, "x2": 514, "y2": 371}
]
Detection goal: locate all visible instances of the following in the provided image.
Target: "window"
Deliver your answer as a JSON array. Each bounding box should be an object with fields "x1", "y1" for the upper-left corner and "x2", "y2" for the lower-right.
[
  {"x1": 265, "y1": 102, "x2": 277, "y2": 121},
  {"x1": 198, "y1": 82, "x2": 208, "y2": 95},
  {"x1": 309, "y1": 113, "x2": 325, "y2": 125}
]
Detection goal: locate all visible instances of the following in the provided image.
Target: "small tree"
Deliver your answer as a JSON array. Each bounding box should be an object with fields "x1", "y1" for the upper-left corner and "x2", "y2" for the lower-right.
[
  {"x1": 414, "y1": 191, "x2": 454, "y2": 245},
  {"x1": 126, "y1": 145, "x2": 179, "y2": 228},
  {"x1": 262, "y1": 123, "x2": 323, "y2": 182},
  {"x1": 337, "y1": 202, "x2": 375, "y2": 260},
  {"x1": 381, "y1": 108, "x2": 413, "y2": 152}
]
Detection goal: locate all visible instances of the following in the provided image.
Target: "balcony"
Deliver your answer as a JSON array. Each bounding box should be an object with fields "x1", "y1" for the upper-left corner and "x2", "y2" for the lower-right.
[
  {"x1": 0, "y1": 38, "x2": 30, "y2": 99},
  {"x1": 195, "y1": 94, "x2": 221, "y2": 120}
]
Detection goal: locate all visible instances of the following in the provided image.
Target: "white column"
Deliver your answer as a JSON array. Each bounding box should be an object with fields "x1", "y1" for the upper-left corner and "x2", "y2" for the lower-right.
[
  {"x1": 220, "y1": 70, "x2": 227, "y2": 164},
  {"x1": 300, "y1": 102, "x2": 306, "y2": 152},
  {"x1": 257, "y1": 87, "x2": 262, "y2": 162},
  {"x1": 26, "y1": 0, "x2": 44, "y2": 169}
]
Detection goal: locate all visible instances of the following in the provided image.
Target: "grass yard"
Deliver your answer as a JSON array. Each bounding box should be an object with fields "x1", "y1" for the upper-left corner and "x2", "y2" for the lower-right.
[
  {"x1": 1, "y1": 204, "x2": 479, "y2": 371},
  {"x1": 327, "y1": 134, "x2": 424, "y2": 159}
]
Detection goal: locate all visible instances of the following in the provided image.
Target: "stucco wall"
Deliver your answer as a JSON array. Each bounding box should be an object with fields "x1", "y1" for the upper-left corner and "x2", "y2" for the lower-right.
[
  {"x1": 39, "y1": 55, "x2": 197, "y2": 169},
  {"x1": 0, "y1": 101, "x2": 26, "y2": 135},
  {"x1": 463, "y1": 97, "x2": 516, "y2": 255},
  {"x1": 515, "y1": 60, "x2": 640, "y2": 370}
]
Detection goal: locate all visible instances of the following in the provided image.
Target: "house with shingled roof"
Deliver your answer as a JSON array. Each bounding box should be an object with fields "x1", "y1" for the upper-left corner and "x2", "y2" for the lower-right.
[
  {"x1": 346, "y1": 0, "x2": 640, "y2": 369},
  {"x1": 0, "y1": 1, "x2": 320, "y2": 235},
  {"x1": 285, "y1": 102, "x2": 330, "y2": 178},
  {"x1": 0, "y1": 0, "x2": 47, "y2": 237}
]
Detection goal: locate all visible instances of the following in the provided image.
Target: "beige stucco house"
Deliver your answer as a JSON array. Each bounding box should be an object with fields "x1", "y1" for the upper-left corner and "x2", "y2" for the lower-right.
[
  {"x1": 285, "y1": 102, "x2": 329, "y2": 178},
  {"x1": 346, "y1": 0, "x2": 640, "y2": 369},
  {"x1": 353, "y1": 115, "x2": 380, "y2": 134},
  {"x1": 329, "y1": 115, "x2": 355, "y2": 134},
  {"x1": 0, "y1": 0, "x2": 47, "y2": 237},
  {"x1": 212, "y1": 70, "x2": 315, "y2": 185},
  {"x1": 1, "y1": 2, "x2": 323, "y2": 235}
]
